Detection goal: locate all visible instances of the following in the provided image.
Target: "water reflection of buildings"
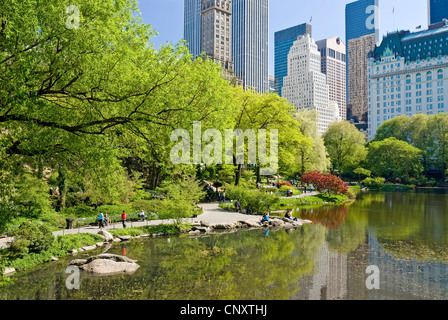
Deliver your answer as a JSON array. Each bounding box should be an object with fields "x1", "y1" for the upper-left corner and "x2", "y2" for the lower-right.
[
  {"x1": 293, "y1": 232, "x2": 448, "y2": 300},
  {"x1": 367, "y1": 233, "x2": 448, "y2": 300},
  {"x1": 293, "y1": 242, "x2": 348, "y2": 300}
]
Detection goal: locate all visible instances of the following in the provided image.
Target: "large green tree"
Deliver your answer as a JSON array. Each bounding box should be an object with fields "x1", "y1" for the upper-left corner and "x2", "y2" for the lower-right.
[
  {"x1": 323, "y1": 121, "x2": 367, "y2": 177},
  {"x1": 366, "y1": 137, "x2": 424, "y2": 183},
  {"x1": 0, "y1": 0, "x2": 235, "y2": 225}
]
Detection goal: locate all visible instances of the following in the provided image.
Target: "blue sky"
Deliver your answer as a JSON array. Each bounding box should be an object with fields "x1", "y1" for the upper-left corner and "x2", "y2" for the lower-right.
[{"x1": 137, "y1": 0, "x2": 428, "y2": 74}]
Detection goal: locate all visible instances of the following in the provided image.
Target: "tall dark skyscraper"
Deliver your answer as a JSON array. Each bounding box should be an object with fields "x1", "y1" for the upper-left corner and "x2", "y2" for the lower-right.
[
  {"x1": 345, "y1": 0, "x2": 379, "y2": 122},
  {"x1": 428, "y1": 0, "x2": 448, "y2": 25},
  {"x1": 274, "y1": 23, "x2": 312, "y2": 97},
  {"x1": 185, "y1": 0, "x2": 269, "y2": 93}
]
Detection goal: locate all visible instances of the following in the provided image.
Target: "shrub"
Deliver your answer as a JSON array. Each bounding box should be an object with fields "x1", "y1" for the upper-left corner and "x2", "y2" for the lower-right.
[
  {"x1": 9, "y1": 223, "x2": 55, "y2": 257},
  {"x1": 225, "y1": 185, "x2": 279, "y2": 214},
  {"x1": 362, "y1": 177, "x2": 386, "y2": 188},
  {"x1": 301, "y1": 171, "x2": 349, "y2": 195}
]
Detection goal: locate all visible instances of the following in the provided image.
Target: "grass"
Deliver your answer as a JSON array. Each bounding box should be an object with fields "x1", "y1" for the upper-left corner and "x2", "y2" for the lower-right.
[{"x1": 272, "y1": 194, "x2": 349, "y2": 211}]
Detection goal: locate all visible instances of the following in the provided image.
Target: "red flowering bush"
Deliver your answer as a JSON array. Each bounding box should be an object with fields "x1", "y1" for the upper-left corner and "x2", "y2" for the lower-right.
[{"x1": 301, "y1": 171, "x2": 349, "y2": 196}]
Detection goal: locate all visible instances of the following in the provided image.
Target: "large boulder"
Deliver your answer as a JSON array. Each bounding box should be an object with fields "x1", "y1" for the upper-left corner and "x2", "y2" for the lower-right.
[
  {"x1": 98, "y1": 230, "x2": 114, "y2": 242},
  {"x1": 69, "y1": 254, "x2": 139, "y2": 275}
]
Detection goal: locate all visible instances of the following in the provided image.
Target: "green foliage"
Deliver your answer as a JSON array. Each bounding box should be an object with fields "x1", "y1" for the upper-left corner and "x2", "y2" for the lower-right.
[
  {"x1": 323, "y1": 121, "x2": 367, "y2": 176},
  {"x1": 366, "y1": 138, "x2": 423, "y2": 183},
  {"x1": 9, "y1": 223, "x2": 55, "y2": 257},
  {"x1": 362, "y1": 177, "x2": 386, "y2": 189},
  {"x1": 225, "y1": 185, "x2": 279, "y2": 214}
]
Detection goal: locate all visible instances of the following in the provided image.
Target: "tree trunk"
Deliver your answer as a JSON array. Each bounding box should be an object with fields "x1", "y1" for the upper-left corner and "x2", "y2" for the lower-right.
[{"x1": 234, "y1": 164, "x2": 242, "y2": 186}]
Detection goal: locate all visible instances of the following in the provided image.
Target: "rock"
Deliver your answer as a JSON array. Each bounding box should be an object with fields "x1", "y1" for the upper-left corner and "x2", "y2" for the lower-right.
[
  {"x1": 98, "y1": 230, "x2": 114, "y2": 242},
  {"x1": 95, "y1": 242, "x2": 104, "y2": 247},
  {"x1": 211, "y1": 222, "x2": 236, "y2": 230},
  {"x1": 113, "y1": 238, "x2": 121, "y2": 242},
  {"x1": 71, "y1": 249, "x2": 78, "y2": 255},
  {"x1": 51, "y1": 256, "x2": 59, "y2": 261},
  {"x1": 69, "y1": 259, "x2": 88, "y2": 266},
  {"x1": 118, "y1": 235, "x2": 131, "y2": 241},
  {"x1": 200, "y1": 221, "x2": 211, "y2": 228},
  {"x1": 82, "y1": 245, "x2": 97, "y2": 251},
  {"x1": 189, "y1": 230, "x2": 201, "y2": 235},
  {"x1": 71, "y1": 254, "x2": 139, "y2": 275},
  {"x1": 3, "y1": 267, "x2": 16, "y2": 276},
  {"x1": 192, "y1": 226, "x2": 209, "y2": 233},
  {"x1": 80, "y1": 259, "x2": 139, "y2": 275}
]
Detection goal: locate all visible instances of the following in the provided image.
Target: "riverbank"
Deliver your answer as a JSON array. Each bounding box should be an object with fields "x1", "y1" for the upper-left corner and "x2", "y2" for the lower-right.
[{"x1": 1, "y1": 202, "x2": 312, "y2": 277}]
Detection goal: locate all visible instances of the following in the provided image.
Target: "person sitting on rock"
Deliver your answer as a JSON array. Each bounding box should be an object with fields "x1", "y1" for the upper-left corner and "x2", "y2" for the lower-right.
[
  {"x1": 260, "y1": 212, "x2": 269, "y2": 223},
  {"x1": 285, "y1": 210, "x2": 298, "y2": 222},
  {"x1": 246, "y1": 206, "x2": 253, "y2": 215}
]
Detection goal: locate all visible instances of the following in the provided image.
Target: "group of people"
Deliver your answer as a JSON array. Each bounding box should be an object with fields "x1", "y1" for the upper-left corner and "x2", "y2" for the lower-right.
[
  {"x1": 97, "y1": 211, "x2": 128, "y2": 229},
  {"x1": 97, "y1": 212, "x2": 111, "y2": 229}
]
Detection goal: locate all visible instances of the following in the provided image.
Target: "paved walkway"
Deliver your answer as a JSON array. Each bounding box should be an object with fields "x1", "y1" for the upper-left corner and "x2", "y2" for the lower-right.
[{"x1": 0, "y1": 202, "x2": 262, "y2": 249}]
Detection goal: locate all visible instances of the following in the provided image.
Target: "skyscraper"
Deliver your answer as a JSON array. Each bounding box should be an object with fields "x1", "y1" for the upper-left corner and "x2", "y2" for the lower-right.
[
  {"x1": 345, "y1": 0, "x2": 379, "y2": 122},
  {"x1": 200, "y1": 0, "x2": 233, "y2": 70},
  {"x1": 184, "y1": 0, "x2": 202, "y2": 58},
  {"x1": 316, "y1": 37, "x2": 347, "y2": 120},
  {"x1": 232, "y1": 0, "x2": 269, "y2": 93},
  {"x1": 428, "y1": 0, "x2": 448, "y2": 26},
  {"x1": 274, "y1": 23, "x2": 312, "y2": 97},
  {"x1": 283, "y1": 34, "x2": 340, "y2": 135}
]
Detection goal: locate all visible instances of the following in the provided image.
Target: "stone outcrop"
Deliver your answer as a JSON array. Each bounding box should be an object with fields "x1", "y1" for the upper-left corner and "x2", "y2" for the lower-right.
[
  {"x1": 98, "y1": 230, "x2": 114, "y2": 242},
  {"x1": 69, "y1": 254, "x2": 139, "y2": 275},
  {"x1": 189, "y1": 217, "x2": 312, "y2": 235}
]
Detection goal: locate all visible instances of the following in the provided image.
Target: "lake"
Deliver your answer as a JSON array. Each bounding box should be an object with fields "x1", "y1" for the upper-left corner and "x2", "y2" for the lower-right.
[{"x1": 1, "y1": 191, "x2": 447, "y2": 300}]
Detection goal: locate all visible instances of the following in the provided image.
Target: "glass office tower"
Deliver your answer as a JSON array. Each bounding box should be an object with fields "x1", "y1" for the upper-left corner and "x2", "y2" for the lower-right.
[
  {"x1": 184, "y1": 0, "x2": 202, "y2": 58},
  {"x1": 232, "y1": 0, "x2": 269, "y2": 93},
  {"x1": 274, "y1": 23, "x2": 312, "y2": 97},
  {"x1": 428, "y1": 0, "x2": 448, "y2": 25}
]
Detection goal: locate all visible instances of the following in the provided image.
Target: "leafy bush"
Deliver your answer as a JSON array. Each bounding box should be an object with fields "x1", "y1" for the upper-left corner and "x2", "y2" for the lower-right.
[
  {"x1": 362, "y1": 177, "x2": 386, "y2": 189},
  {"x1": 225, "y1": 185, "x2": 279, "y2": 214},
  {"x1": 9, "y1": 223, "x2": 55, "y2": 257}
]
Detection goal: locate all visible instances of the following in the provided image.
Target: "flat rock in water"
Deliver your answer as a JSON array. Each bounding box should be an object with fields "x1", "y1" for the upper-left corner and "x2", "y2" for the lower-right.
[{"x1": 80, "y1": 259, "x2": 140, "y2": 275}]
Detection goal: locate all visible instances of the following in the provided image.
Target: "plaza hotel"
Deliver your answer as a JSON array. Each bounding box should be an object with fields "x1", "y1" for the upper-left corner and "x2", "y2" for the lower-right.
[{"x1": 367, "y1": 21, "x2": 448, "y2": 140}]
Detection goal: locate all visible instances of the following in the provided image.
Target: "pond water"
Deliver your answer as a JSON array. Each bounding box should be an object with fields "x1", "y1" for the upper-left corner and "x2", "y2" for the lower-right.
[{"x1": 1, "y1": 191, "x2": 448, "y2": 300}]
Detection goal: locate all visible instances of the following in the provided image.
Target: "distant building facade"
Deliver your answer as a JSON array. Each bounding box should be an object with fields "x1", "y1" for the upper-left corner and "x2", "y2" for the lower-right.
[
  {"x1": 184, "y1": 0, "x2": 203, "y2": 58},
  {"x1": 428, "y1": 0, "x2": 448, "y2": 26},
  {"x1": 346, "y1": 0, "x2": 379, "y2": 122},
  {"x1": 200, "y1": 0, "x2": 233, "y2": 70},
  {"x1": 232, "y1": 0, "x2": 269, "y2": 93},
  {"x1": 367, "y1": 23, "x2": 448, "y2": 140},
  {"x1": 283, "y1": 34, "x2": 340, "y2": 136},
  {"x1": 316, "y1": 37, "x2": 347, "y2": 120},
  {"x1": 274, "y1": 23, "x2": 312, "y2": 97}
]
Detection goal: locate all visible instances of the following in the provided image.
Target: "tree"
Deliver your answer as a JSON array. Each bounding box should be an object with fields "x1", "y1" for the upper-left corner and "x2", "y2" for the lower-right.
[
  {"x1": 366, "y1": 138, "x2": 423, "y2": 183},
  {"x1": 353, "y1": 167, "x2": 371, "y2": 183},
  {"x1": 292, "y1": 110, "x2": 330, "y2": 176},
  {"x1": 323, "y1": 121, "x2": 367, "y2": 177},
  {"x1": 0, "y1": 0, "x2": 235, "y2": 219},
  {"x1": 301, "y1": 171, "x2": 349, "y2": 196},
  {"x1": 230, "y1": 88, "x2": 306, "y2": 185}
]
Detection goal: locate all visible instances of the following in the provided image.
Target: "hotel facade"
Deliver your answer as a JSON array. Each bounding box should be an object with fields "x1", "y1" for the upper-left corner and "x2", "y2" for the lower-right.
[{"x1": 367, "y1": 23, "x2": 448, "y2": 140}]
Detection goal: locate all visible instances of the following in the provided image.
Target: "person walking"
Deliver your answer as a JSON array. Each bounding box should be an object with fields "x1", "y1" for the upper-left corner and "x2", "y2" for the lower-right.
[
  {"x1": 121, "y1": 210, "x2": 127, "y2": 228},
  {"x1": 235, "y1": 199, "x2": 240, "y2": 213},
  {"x1": 98, "y1": 212, "x2": 104, "y2": 229}
]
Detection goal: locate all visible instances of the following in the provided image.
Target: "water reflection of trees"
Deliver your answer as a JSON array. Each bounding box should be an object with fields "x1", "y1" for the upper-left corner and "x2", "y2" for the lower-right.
[
  {"x1": 367, "y1": 192, "x2": 448, "y2": 262},
  {"x1": 298, "y1": 205, "x2": 350, "y2": 229},
  {"x1": 0, "y1": 225, "x2": 327, "y2": 300}
]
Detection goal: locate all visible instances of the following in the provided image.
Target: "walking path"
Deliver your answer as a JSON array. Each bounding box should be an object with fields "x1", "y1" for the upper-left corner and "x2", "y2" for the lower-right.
[
  {"x1": 0, "y1": 192, "x2": 320, "y2": 250},
  {"x1": 0, "y1": 202, "x2": 271, "y2": 249}
]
